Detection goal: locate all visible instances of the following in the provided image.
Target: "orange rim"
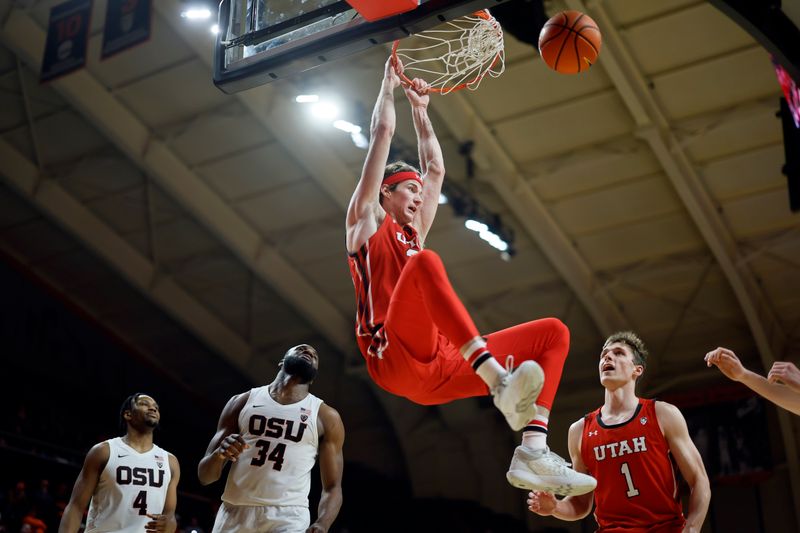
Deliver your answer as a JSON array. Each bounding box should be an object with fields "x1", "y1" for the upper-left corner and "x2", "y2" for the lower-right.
[{"x1": 390, "y1": 10, "x2": 502, "y2": 94}]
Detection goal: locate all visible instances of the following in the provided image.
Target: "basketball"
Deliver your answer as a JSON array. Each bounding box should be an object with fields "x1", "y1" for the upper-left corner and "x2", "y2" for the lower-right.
[{"x1": 538, "y1": 10, "x2": 602, "y2": 74}]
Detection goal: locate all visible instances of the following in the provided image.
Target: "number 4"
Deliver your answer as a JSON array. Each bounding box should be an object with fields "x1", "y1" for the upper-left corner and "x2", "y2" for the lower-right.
[
  {"x1": 620, "y1": 462, "x2": 640, "y2": 497},
  {"x1": 133, "y1": 490, "x2": 147, "y2": 515}
]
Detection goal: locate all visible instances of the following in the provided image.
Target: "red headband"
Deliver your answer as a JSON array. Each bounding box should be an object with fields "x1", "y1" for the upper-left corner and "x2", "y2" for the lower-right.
[{"x1": 383, "y1": 171, "x2": 423, "y2": 187}]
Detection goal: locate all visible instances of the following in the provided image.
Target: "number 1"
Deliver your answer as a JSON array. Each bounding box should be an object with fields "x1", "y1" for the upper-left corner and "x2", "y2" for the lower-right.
[{"x1": 620, "y1": 462, "x2": 640, "y2": 497}]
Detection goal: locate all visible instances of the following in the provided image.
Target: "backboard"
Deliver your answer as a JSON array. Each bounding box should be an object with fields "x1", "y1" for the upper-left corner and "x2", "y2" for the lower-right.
[{"x1": 213, "y1": 0, "x2": 510, "y2": 94}]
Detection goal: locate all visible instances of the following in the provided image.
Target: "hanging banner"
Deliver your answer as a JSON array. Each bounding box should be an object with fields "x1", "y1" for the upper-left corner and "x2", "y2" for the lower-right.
[
  {"x1": 40, "y1": 0, "x2": 93, "y2": 83},
  {"x1": 101, "y1": 0, "x2": 152, "y2": 60}
]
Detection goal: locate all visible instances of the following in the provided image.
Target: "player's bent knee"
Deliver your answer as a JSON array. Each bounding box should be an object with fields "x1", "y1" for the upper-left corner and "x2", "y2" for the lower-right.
[
  {"x1": 408, "y1": 249, "x2": 443, "y2": 271},
  {"x1": 537, "y1": 317, "x2": 570, "y2": 344}
]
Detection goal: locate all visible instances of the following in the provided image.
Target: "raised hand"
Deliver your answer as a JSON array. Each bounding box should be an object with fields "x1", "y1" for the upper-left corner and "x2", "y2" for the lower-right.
[
  {"x1": 383, "y1": 56, "x2": 403, "y2": 90},
  {"x1": 704, "y1": 347, "x2": 746, "y2": 382},
  {"x1": 527, "y1": 490, "x2": 558, "y2": 516},
  {"x1": 403, "y1": 77, "x2": 430, "y2": 109},
  {"x1": 217, "y1": 434, "x2": 248, "y2": 462},
  {"x1": 768, "y1": 361, "x2": 800, "y2": 392}
]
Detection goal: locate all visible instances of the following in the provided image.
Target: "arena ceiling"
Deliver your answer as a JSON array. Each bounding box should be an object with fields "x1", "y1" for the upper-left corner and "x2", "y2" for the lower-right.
[{"x1": 1, "y1": 0, "x2": 799, "y2": 527}]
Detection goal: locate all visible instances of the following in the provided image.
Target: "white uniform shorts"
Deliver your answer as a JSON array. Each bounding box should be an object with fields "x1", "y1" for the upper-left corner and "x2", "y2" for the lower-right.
[{"x1": 211, "y1": 502, "x2": 310, "y2": 533}]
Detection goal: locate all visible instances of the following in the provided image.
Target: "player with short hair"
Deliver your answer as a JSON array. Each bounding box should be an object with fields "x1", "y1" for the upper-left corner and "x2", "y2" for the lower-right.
[
  {"x1": 528, "y1": 332, "x2": 711, "y2": 532},
  {"x1": 199, "y1": 344, "x2": 344, "y2": 533},
  {"x1": 345, "y1": 57, "x2": 596, "y2": 495},
  {"x1": 59, "y1": 393, "x2": 180, "y2": 533}
]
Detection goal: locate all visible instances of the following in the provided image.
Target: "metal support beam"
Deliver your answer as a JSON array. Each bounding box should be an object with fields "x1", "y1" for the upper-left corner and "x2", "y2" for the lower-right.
[
  {"x1": 572, "y1": 0, "x2": 799, "y2": 524},
  {"x1": 0, "y1": 138, "x2": 253, "y2": 369},
  {"x1": 2, "y1": 8, "x2": 354, "y2": 356}
]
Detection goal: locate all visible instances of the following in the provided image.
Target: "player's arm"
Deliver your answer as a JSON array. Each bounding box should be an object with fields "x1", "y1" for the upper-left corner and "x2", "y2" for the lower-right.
[
  {"x1": 655, "y1": 401, "x2": 710, "y2": 533},
  {"x1": 307, "y1": 404, "x2": 345, "y2": 533},
  {"x1": 346, "y1": 57, "x2": 402, "y2": 253},
  {"x1": 59, "y1": 442, "x2": 109, "y2": 533},
  {"x1": 197, "y1": 392, "x2": 250, "y2": 485},
  {"x1": 145, "y1": 454, "x2": 180, "y2": 533},
  {"x1": 706, "y1": 347, "x2": 800, "y2": 415},
  {"x1": 403, "y1": 78, "x2": 445, "y2": 243},
  {"x1": 528, "y1": 419, "x2": 594, "y2": 520}
]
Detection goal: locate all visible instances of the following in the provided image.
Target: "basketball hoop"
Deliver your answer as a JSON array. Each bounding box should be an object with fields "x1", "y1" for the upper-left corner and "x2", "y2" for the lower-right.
[{"x1": 391, "y1": 10, "x2": 505, "y2": 95}]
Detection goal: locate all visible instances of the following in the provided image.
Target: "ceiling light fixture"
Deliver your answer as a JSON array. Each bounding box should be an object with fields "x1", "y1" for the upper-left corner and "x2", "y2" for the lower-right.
[{"x1": 181, "y1": 7, "x2": 212, "y2": 20}]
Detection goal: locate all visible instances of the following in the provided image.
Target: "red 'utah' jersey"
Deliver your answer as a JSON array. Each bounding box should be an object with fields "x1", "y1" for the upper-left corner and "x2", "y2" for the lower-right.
[
  {"x1": 581, "y1": 399, "x2": 685, "y2": 533},
  {"x1": 348, "y1": 215, "x2": 421, "y2": 359}
]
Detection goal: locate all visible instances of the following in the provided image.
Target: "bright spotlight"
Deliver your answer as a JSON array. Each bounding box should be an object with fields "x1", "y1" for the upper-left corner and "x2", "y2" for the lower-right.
[
  {"x1": 181, "y1": 8, "x2": 211, "y2": 19},
  {"x1": 210, "y1": 24, "x2": 219, "y2": 34},
  {"x1": 439, "y1": 193, "x2": 448, "y2": 205},
  {"x1": 333, "y1": 120, "x2": 361, "y2": 134},
  {"x1": 479, "y1": 230, "x2": 508, "y2": 251},
  {"x1": 464, "y1": 219, "x2": 487, "y2": 232},
  {"x1": 310, "y1": 102, "x2": 339, "y2": 120},
  {"x1": 295, "y1": 94, "x2": 319, "y2": 103},
  {"x1": 351, "y1": 131, "x2": 369, "y2": 149}
]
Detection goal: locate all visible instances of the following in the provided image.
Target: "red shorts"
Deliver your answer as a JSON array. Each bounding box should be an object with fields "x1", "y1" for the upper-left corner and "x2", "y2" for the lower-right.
[{"x1": 361, "y1": 317, "x2": 569, "y2": 408}]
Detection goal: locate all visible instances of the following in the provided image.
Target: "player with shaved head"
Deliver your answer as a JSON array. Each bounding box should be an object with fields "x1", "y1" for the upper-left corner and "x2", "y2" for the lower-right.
[{"x1": 199, "y1": 344, "x2": 344, "y2": 533}]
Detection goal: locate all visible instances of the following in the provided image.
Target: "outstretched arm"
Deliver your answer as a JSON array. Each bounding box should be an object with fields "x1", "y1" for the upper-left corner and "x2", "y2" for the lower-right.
[
  {"x1": 59, "y1": 442, "x2": 109, "y2": 533},
  {"x1": 528, "y1": 419, "x2": 594, "y2": 521},
  {"x1": 346, "y1": 57, "x2": 403, "y2": 253},
  {"x1": 403, "y1": 78, "x2": 445, "y2": 242},
  {"x1": 706, "y1": 347, "x2": 800, "y2": 416},
  {"x1": 197, "y1": 392, "x2": 250, "y2": 485},
  {"x1": 307, "y1": 404, "x2": 345, "y2": 533},
  {"x1": 656, "y1": 402, "x2": 710, "y2": 533}
]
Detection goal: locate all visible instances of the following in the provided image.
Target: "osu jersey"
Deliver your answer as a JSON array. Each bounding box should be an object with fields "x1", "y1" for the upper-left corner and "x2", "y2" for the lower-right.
[
  {"x1": 348, "y1": 215, "x2": 421, "y2": 359},
  {"x1": 581, "y1": 399, "x2": 685, "y2": 533},
  {"x1": 86, "y1": 437, "x2": 172, "y2": 533},
  {"x1": 222, "y1": 386, "x2": 323, "y2": 507}
]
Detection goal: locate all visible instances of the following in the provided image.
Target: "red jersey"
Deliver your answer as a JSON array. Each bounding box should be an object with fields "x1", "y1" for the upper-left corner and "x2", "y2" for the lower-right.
[
  {"x1": 581, "y1": 399, "x2": 685, "y2": 533},
  {"x1": 348, "y1": 215, "x2": 421, "y2": 359}
]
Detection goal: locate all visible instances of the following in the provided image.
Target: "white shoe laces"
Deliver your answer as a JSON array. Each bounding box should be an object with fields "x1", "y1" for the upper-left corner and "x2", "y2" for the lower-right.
[{"x1": 505, "y1": 355, "x2": 514, "y2": 374}]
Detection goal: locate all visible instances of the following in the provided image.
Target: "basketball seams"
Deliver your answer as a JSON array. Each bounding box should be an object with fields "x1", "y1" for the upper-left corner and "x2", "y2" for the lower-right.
[
  {"x1": 555, "y1": 12, "x2": 585, "y2": 73},
  {"x1": 540, "y1": 10, "x2": 601, "y2": 74},
  {"x1": 539, "y1": 26, "x2": 567, "y2": 49},
  {"x1": 576, "y1": 32, "x2": 599, "y2": 56},
  {"x1": 572, "y1": 29, "x2": 583, "y2": 73}
]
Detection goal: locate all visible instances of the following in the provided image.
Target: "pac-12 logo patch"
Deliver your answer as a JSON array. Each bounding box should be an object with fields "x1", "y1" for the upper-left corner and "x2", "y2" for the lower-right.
[
  {"x1": 155, "y1": 454, "x2": 164, "y2": 468},
  {"x1": 300, "y1": 407, "x2": 311, "y2": 422},
  {"x1": 640, "y1": 417, "x2": 648, "y2": 425}
]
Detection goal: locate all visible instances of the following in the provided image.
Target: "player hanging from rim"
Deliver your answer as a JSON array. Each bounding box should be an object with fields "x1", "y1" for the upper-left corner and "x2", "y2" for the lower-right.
[
  {"x1": 528, "y1": 332, "x2": 711, "y2": 532},
  {"x1": 345, "y1": 56, "x2": 596, "y2": 495}
]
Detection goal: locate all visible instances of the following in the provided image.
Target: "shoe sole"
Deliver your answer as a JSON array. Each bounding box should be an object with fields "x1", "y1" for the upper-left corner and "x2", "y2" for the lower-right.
[
  {"x1": 500, "y1": 361, "x2": 545, "y2": 431},
  {"x1": 506, "y1": 469, "x2": 596, "y2": 496}
]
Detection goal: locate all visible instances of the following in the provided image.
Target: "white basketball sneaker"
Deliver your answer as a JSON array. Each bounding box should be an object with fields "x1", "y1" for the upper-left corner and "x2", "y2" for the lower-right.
[
  {"x1": 506, "y1": 445, "x2": 597, "y2": 496},
  {"x1": 491, "y1": 357, "x2": 544, "y2": 432}
]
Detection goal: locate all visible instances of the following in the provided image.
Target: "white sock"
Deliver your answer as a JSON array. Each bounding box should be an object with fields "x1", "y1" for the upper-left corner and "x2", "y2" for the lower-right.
[
  {"x1": 460, "y1": 336, "x2": 486, "y2": 360},
  {"x1": 522, "y1": 430, "x2": 547, "y2": 451},
  {"x1": 475, "y1": 356, "x2": 506, "y2": 390}
]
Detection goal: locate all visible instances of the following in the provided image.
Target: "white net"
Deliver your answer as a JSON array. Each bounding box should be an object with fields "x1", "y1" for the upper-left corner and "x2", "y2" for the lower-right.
[{"x1": 393, "y1": 11, "x2": 505, "y2": 94}]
